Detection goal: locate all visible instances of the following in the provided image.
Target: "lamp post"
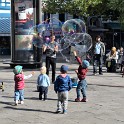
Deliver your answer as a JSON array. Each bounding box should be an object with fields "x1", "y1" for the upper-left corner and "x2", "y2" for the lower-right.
[{"x1": 113, "y1": 30, "x2": 117, "y2": 47}]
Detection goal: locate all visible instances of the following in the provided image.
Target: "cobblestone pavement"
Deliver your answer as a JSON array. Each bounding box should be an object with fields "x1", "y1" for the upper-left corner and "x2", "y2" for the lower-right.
[{"x1": 0, "y1": 55, "x2": 124, "y2": 124}]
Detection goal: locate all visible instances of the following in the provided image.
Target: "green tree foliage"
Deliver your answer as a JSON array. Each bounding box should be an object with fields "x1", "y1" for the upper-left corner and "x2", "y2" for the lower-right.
[
  {"x1": 87, "y1": 0, "x2": 119, "y2": 20},
  {"x1": 42, "y1": 0, "x2": 123, "y2": 24},
  {"x1": 108, "y1": 0, "x2": 124, "y2": 23},
  {"x1": 42, "y1": 0, "x2": 102, "y2": 16}
]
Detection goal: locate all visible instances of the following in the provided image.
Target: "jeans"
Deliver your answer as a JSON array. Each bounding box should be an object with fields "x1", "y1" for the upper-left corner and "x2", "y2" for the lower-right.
[
  {"x1": 76, "y1": 79, "x2": 87, "y2": 98},
  {"x1": 46, "y1": 57, "x2": 56, "y2": 82},
  {"x1": 93, "y1": 54, "x2": 103, "y2": 73},
  {"x1": 57, "y1": 91, "x2": 68, "y2": 110},
  {"x1": 39, "y1": 86, "x2": 48, "y2": 100},
  {"x1": 14, "y1": 89, "x2": 24, "y2": 101}
]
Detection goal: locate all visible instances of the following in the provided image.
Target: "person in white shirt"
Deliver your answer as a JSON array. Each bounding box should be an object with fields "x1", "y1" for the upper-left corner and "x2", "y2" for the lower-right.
[{"x1": 93, "y1": 35, "x2": 105, "y2": 75}]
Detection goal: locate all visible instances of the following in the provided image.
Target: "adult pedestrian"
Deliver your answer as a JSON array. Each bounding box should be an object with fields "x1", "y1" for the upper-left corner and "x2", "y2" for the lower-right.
[
  {"x1": 93, "y1": 35, "x2": 105, "y2": 75},
  {"x1": 106, "y1": 47, "x2": 118, "y2": 72},
  {"x1": 43, "y1": 35, "x2": 58, "y2": 83},
  {"x1": 117, "y1": 47, "x2": 124, "y2": 72}
]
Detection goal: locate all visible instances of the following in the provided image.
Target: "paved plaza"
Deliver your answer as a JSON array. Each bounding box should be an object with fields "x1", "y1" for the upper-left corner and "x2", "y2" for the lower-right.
[{"x1": 0, "y1": 55, "x2": 124, "y2": 124}]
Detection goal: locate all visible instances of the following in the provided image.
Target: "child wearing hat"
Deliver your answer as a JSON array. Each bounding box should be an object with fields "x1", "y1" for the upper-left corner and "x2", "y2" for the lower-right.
[
  {"x1": 13, "y1": 65, "x2": 34, "y2": 105},
  {"x1": 37, "y1": 66, "x2": 50, "y2": 101},
  {"x1": 54, "y1": 65, "x2": 72, "y2": 114},
  {"x1": 73, "y1": 51, "x2": 90, "y2": 102}
]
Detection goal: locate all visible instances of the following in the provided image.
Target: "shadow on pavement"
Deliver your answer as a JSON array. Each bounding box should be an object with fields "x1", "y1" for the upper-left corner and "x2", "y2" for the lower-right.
[
  {"x1": 4, "y1": 106, "x2": 56, "y2": 114},
  {"x1": 2, "y1": 95, "x2": 58, "y2": 101},
  {"x1": 88, "y1": 83, "x2": 124, "y2": 88},
  {"x1": 0, "y1": 101, "x2": 15, "y2": 106}
]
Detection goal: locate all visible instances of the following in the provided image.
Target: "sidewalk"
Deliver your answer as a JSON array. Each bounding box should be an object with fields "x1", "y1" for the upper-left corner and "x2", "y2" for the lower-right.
[{"x1": 0, "y1": 55, "x2": 124, "y2": 124}]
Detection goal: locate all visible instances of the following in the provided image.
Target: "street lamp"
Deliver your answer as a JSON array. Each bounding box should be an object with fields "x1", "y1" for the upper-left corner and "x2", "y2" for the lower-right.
[{"x1": 113, "y1": 31, "x2": 117, "y2": 47}]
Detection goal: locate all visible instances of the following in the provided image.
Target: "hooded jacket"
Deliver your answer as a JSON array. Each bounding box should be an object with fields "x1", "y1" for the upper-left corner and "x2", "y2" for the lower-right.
[
  {"x1": 14, "y1": 74, "x2": 24, "y2": 90},
  {"x1": 54, "y1": 74, "x2": 72, "y2": 92},
  {"x1": 75, "y1": 56, "x2": 88, "y2": 80}
]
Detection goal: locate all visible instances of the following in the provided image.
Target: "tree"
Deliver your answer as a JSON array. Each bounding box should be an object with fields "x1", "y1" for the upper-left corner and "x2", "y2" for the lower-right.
[
  {"x1": 42, "y1": 0, "x2": 102, "y2": 16},
  {"x1": 108, "y1": 0, "x2": 124, "y2": 23},
  {"x1": 42, "y1": 0, "x2": 124, "y2": 25}
]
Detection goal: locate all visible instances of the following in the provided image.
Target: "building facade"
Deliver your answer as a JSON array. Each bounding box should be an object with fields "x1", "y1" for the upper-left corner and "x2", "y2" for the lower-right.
[{"x1": 0, "y1": 0, "x2": 11, "y2": 55}]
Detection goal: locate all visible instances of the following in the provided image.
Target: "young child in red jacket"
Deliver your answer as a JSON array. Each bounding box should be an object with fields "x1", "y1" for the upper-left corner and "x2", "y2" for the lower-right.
[
  {"x1": 13, "y1": 65, "x2": 34, "y2": 105},
  {"x1": 73, "y1": 51, "x2": 90, "y2": 102}
]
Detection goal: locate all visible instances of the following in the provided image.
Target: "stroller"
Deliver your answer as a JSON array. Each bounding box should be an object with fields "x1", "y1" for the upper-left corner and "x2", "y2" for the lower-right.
[
  {"x1": 71, "y1": 78, "x2": 78, "y2": 88},
  {"x1": 106, "y1": 59, "x2": 117, "y2": 72}
]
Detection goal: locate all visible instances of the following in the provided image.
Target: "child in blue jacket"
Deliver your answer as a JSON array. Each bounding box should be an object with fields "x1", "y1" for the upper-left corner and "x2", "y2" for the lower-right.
[
  {"x1": 54, "y1": 65, "x2": 72, "y2": 114},
  {"x1": 37, "y1": 66, "x2": 50, "y2": 101}
]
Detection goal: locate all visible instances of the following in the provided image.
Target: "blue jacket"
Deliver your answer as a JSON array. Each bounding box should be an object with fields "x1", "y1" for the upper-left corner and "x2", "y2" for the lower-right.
[
  {"x1": 37, "y1": 74, "x2": 50, "y2": 87},
  {"x1": 54, "y1": 74, "x2": 72, "y2": 92}
]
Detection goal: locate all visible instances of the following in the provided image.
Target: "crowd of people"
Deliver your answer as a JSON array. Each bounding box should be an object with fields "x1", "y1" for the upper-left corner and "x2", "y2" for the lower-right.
[
  {"x1": 92, "y1": 35, "x2": 124, "y2": 74},
  {"x1": 13, "y1": 42, "x2": 90, "y2": 114},
  {"x1": 13, "y1": 34, "x2": 124, "y2": 115}
]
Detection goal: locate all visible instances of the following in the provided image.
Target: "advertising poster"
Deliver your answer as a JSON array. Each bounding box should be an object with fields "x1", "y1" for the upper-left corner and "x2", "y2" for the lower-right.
[
  {"x1": 14, "y1": 0, "x2": 34, "y2": 50},
  {"x1": 15, "y1": 35, "x2": 33, "y2": 50}
]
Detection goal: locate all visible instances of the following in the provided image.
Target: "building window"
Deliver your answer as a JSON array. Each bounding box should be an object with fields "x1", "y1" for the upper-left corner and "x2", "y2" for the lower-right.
[
  {"x1": 1, "y1": 3, "x2": 5, "y2": 6},
  {"x1": 0, "y1": 0, "x2": 10, "y2": 7}
]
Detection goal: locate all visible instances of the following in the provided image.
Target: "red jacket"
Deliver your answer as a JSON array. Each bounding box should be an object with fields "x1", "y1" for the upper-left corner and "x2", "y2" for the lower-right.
[
  {"x1": 75, "y1": 56, "x2": 88, "y2": 80},
  {"x1": 14, "y1": 74, "x2": 25, "y2": 90}
]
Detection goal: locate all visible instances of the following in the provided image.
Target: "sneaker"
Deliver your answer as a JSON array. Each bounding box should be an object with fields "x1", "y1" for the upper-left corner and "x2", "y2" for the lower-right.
[
  {"x1": 56, "y1": 109, "x2": 61, "y2": 113},
  {"x1": 75, "y1": 98, "x2": 81, "y2": 102},
  {"x1": 81, "y1": 98, "x2": 88, "y2": 102},
  {"x1": 93, "y1": 73, "x2": 97, "y2": 75},
  {"x1": 15, "y1": 100, "x2": 18, "y2": 106},
  {"x1": 63, "y1": 109, "x2": 67, "y2": 114},
  {"x1": 99, "y1": 72, "x2": 103, "y2": 75},
  {"x1": 43, "y1": 98, "x2": 47, "y2": 101},
  {"x1": 20, "y1": 101, "x2": 24, "y2": 104}
]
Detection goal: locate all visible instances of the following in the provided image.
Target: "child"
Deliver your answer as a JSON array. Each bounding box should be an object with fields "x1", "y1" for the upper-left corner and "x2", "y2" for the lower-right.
[
  {"x1": 73, "y1": 51, "x2": 90, "y2": 102},
  {"x1": 37, "y1": 66, "x2": 50, "y2": 101},
  {"x1": 13, "y1": 65, "x2": 34, "y2": 105},
  {"x1": 54, "y1": 65, "x2": 72, "y2": 114}
]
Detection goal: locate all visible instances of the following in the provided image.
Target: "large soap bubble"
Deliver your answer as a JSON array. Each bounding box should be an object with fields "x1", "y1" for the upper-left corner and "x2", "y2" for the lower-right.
[
  {"x1": 57, "y1": 36, "x2": 71, "y2": 52},
  {"x1": 69, "y1": 33, "x2": 92, "y2": 63},
  {"x1": 77, "y1": 33, "x2": 92, "y2": 51},
  {"x1": 28, "y1": 18, "x2": 92, "y2": 63},
  {"x1": 73, "y1": 33, "x2": 92, "y2": 52},
  {"x1": 49, "y1": 17, "x2": 63, "y2": 29},
  {"x1": 74, "y1": 19, "x2": 86, "y2": 33},
  {"x1": 62, "y1": 19, "x2": 82, "y2": 36},
  {"x1": 28, "y1": 18, "x2": 63, "y2": 48},
  {"x1": 32, "y1": 33, "x2": 44, "y2": 48}
]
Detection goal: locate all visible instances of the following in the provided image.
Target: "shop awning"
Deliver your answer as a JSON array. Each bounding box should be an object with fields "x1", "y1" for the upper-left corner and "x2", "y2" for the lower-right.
[
  {"x1": 0, "y1": 33, "x2": 10, "y2": 36},
  {"x1": 103, "y1": 22, "x2": 121, "y2": 30}
]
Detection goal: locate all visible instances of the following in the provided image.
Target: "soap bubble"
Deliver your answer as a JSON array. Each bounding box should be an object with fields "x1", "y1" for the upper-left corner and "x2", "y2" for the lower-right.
[
  {"x1": 32, "y1": 33, "x2": 44, "y2": 48},
  {"x1": 62, "y1": 19, "x2": 82, "y2": 36},
  {"x1": 74, "y1": 19, "x2": 86, "y2": 33},
  {"x1": 28, "y1": 18, "x2": 92, "y2": 62}
]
